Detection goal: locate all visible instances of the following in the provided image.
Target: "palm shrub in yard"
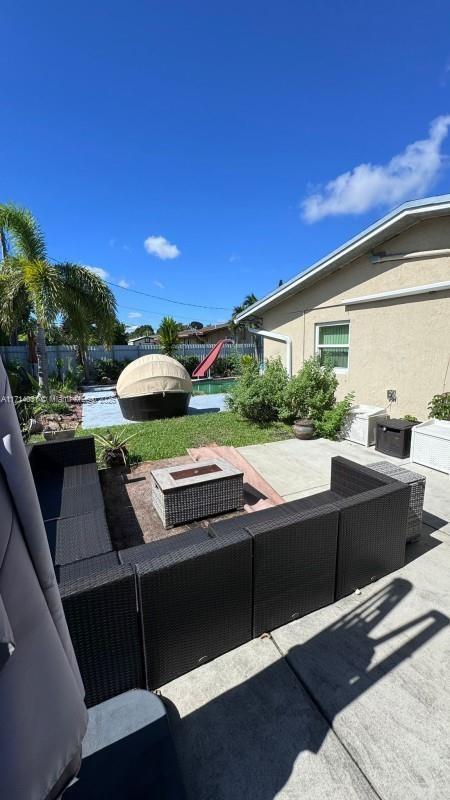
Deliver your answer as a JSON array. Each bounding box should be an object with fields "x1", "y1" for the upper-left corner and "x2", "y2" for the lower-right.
[{"x1": 229, "y1": 355, "x2": 353, "y2": 439}]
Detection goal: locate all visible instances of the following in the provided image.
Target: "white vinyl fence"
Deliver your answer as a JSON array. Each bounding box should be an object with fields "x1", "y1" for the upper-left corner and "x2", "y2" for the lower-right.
[{"x1": 0, "y1": 343, "x2": 256, "y2": 376}]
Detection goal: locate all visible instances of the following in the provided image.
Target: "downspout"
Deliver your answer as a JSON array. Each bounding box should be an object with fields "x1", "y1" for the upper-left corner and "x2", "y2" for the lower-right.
[{"x1": 248, "y1": 328, "x2": 292, "y2": 377}]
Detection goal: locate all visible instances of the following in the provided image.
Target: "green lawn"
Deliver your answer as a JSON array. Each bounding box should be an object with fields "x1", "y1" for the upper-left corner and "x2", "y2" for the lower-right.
[{"x1": 79, "y1": 411, "x2": 293, "y2": 461}]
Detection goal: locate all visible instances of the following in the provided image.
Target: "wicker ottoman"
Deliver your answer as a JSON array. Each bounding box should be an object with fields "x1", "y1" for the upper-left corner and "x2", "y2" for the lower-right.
[
  {"x1": 151, "y1": 458, "x2": 244, "y2": 528},
  {"x1": 369, "y1": 461, "x2": 426, "y2": 543}
]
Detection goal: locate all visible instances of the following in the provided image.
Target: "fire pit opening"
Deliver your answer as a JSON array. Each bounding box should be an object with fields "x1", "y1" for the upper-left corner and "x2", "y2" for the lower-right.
[{"x1": 171, "y1": 464, "x2": 223, "y2": 481}]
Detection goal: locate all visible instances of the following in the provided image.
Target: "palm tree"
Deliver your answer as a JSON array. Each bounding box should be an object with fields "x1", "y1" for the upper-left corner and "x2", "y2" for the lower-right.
[
  {"x1": 157, "y1": 316, "x2": 179, "y2": 357},
  {"x1": 0, "y1": 203, "x2": 117, "y2": 395},
  {"x1": 230, "y1": 292, "x2": 258, "y2": 342}
]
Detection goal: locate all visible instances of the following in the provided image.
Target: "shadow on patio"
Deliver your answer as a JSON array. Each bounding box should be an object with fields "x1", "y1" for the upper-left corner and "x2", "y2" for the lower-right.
[{"x1": 164, "y1": 578, "x2": 448, "y2": 800}]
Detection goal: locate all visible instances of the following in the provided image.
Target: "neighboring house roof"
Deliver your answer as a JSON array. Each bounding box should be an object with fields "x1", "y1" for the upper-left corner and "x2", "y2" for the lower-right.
[
  {"x1": 178, "y1": 322, "x2": 231, "y2": 339},
  {"x1": 128, "y1": 335, "x2": 157, "y2": 344},
  {"x1": 235, "y1": 194, "x2": 450, "y2": 321}
]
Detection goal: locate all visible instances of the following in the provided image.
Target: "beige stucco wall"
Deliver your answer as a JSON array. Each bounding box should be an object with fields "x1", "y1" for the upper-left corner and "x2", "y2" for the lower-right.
[{"x1": 259, "y1": 216, "x2": 450, "y2": 420}]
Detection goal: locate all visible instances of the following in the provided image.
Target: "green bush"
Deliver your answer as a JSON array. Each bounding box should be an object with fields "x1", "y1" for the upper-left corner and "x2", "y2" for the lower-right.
[
  {"x1": 6, "y1": 363, "x2": 37, "y2": 396},
  {"x1": 229, "y1": 354, "x2": 352, "y2": 439},
  {"x1": 279, "y1": 357, "x2": 338, "y2": 422},
  {"x1": 227, "y1": 357, "x2": 288, "y2": 423},
  {"x1": 428, "y1": 392, "x2": 450, "y2": 421},
  {"x1": 212, "y1": 354, "x2": 241, "y2": 377},
  {"x1": 93, "y1": 359, "x2": 131, "y2": 383},
  {"x1": 178, "y1": 355, "x2": 201, "y2": 376}
]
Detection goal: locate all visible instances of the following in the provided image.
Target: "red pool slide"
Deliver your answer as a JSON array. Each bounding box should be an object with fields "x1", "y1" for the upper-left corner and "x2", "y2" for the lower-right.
[{"x1": 192, "y1": 339, "x2": 232, "y2": 378}]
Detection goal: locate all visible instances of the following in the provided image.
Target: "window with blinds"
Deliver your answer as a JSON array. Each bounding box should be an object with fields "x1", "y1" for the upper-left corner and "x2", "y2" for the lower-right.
[{"x1": 316, "y1": 323, "x2": 350, "y2": 370}]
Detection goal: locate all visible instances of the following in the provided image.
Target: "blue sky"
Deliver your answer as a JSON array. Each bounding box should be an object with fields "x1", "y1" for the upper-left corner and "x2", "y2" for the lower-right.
[{"x1": 2, "y1": 1, "x2": 450, "y2": 329}]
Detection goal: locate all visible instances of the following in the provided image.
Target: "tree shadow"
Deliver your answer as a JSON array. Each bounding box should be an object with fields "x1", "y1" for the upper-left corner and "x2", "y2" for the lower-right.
[{"x1": 164, "y1": 578, "x2": 448, "y2": 800}]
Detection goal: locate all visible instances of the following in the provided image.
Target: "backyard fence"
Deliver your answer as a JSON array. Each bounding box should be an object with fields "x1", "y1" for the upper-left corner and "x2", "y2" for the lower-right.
[{"x1": 0, "y1": 342, "x2": 256, "y2": 376}]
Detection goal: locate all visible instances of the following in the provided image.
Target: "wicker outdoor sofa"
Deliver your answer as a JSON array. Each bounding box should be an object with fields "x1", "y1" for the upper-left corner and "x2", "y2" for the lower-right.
[{"x1": 28, "y1": 437, "x2": 412, "y2": 707}]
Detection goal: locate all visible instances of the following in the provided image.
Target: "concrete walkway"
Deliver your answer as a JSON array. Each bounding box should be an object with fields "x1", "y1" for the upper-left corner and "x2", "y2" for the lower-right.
[
  {"x1": 160, "y1": 437, "x2": 450, "y2": 799},
  {"x1": 81, "y1": 386, "x2": 227, "y2": 429},
  {"x1": 163, "y1": 528, "x2": 449, "y2": 799}
]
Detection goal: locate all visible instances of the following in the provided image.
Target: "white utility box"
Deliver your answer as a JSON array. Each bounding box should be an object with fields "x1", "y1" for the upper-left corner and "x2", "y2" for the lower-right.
[{"x1": 344, "y1": 405, "x2": 389, "y2": 447}]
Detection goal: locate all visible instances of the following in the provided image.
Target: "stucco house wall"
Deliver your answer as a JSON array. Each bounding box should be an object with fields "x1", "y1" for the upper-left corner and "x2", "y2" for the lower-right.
[{"x1": 259, "y1": 216, "x2": 450, "y2": 420}]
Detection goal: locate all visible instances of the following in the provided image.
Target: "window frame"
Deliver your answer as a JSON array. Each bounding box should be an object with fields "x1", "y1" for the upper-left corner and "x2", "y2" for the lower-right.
[{"x1": 315, "y1": 321, "x2": 350, "y2": 373}]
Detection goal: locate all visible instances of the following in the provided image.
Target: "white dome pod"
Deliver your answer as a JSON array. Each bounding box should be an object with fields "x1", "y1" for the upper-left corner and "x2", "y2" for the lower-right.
[{"x1": 117, "y1": 354, "x2": 192, "y2": 420}]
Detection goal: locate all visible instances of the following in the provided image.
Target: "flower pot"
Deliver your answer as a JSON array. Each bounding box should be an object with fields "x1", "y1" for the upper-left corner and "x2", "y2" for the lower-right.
[
  {"x1": 293, "y1": 418, "x2": 315, "y2": 440},
  {"x1": 43, "y1": 429, "x2": 76, "y2": 442}
]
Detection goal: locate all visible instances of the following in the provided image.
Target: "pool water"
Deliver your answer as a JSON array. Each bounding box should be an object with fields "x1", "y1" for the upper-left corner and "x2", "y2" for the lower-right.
[{"x1": 192, "y1": 378, "x2": 236, "y2": 395}]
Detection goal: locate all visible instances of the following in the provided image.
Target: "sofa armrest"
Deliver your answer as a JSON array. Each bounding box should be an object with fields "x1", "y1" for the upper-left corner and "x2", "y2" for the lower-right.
[
  {"x1": 330, "y1": 456, "x2": 394, "y2": 498},
  {"x1": 60, "y1": 565, "x2": 144, "y2": 706}
]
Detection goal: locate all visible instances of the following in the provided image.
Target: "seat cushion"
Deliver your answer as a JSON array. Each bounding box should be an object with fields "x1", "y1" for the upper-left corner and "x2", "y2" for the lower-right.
[{"x1": 37, "y1": 478, "x2": 104, "y2": 522}]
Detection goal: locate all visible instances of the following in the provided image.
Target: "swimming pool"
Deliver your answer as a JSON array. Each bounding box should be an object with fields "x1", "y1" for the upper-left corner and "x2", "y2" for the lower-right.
[{"x1": 192, "y1": 378, "x2": 236, "y2": 395}]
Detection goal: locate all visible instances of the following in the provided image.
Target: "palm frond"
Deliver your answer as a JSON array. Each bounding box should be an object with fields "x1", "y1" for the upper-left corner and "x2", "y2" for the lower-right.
[
  {"x1": 22, "y1": 259, "x2": 62, "y2": 325},
  {"x1": 57, "y1": 263, "x2": 117, "y2": 343},
  {"x1": 0, "y1": 203, "x2": 47, "y2": 262}
]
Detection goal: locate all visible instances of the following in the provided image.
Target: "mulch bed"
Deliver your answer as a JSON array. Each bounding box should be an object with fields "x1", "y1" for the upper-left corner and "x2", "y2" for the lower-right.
[{"x1": 100, "y1": 455, "x2": 248, "y2": 551}]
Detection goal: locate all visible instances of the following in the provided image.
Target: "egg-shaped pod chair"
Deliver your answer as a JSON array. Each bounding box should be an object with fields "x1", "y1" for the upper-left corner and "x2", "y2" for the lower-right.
[{"x1": 117, "y1": 354, "x2": 192, "y2": 421}]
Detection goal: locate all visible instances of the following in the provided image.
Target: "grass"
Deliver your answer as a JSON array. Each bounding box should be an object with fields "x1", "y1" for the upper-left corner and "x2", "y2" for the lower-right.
[{"x1": 77, "y1": 411, "x2": 294, "y2": 462}]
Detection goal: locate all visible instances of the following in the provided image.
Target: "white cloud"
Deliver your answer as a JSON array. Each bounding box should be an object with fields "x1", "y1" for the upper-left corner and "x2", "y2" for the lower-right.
[
  {"x1": 153, "y1": 279, "x2": 165, "y2": 289},
  {"x1": 229, "y1": 253, "x2": 240, "y2": 263},
  {"x1": 108, "y1": 238, "x2": 116, "y2": 248},
  {"x1": 118, "y1": 278, "x2": 130, "y2": 288},
  {"x1": 128, "y1": 311, "x2": 142, "y2": 319},
  {"x1": 85, "y1": 265, "x2": 110, "y2": 280},
  {"x1": 301, "y1": 115, "x2": 450, "y2": 222},
  {"x1": 144, "y1": 235, "x2": 180, "y2": 260}
]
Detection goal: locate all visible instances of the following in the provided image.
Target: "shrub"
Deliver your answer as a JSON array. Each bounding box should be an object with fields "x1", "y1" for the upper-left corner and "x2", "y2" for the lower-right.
[
  {"x1": 279, "y1": 357, "x2": 338, "y2": 423},
  {"x1": 312, "y1": 396, "x2": 354, "y2": 439},
  {"x1": 178, "y1": 355, "x2": 200, "y2": 376},
  {"x1": 93, "y1": 359, "x2": 130, "y2": 383},
  {"x1": 212, "y1": 354, "x2": 240, "y2": 377},
  {"x1": 428, "y1": 392, "x2": 450, "y2": 421},
  {"x1": 227, "y1": 357, "x2": 288, "y2": 423}
]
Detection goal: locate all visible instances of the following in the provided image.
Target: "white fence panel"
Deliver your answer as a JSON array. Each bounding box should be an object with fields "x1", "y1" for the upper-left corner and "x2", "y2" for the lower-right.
[{"x1": 0, "y1": 342, "x2": 256, "y2": 376}]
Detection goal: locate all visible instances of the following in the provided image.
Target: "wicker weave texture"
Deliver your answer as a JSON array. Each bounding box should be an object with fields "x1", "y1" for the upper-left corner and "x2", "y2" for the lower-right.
[
  {"x1": 246, "y1": 507, "x2": 338, "y2": 636},
  {"x1": 58, "y1": 551, "x2": 120, "y2": 583},
  {"x1": 29, "y1": 436, "x2": 96, "y2": 473},
  {"x1": 152, "y1": 475, "x2": 244, "y2": 527},
  {"x1": 61, "y1": 566, "x2": 144, "y2": 707},
  {"x1": 46, "y1": 508, "x2": 112, "y2": 566},
  {"x1": 368, "y1": 461, "x2": 425, "y2": 543},
  {"x1": 136, "y1": 529, "x2": 252, "y2": 688},
  {"x1": 335, "y1": 483, "x2": 410, "y2": 600},
  {"x1": 330, "y1": 456, "x2": 391, "y2": 497}
]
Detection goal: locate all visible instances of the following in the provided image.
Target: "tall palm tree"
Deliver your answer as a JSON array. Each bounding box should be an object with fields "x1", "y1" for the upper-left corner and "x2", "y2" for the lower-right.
[
  {"x1": 0, "y1": 203, "x2": 117, "y2": 395},
  {"x1": 230, "y1": 292, "x2": 258, "y2": 342}
]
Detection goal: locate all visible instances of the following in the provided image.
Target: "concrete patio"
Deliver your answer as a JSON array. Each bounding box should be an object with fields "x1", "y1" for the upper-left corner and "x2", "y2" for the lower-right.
[{"x1": 160, "y1": 438, "x2": 450, "y2": 799}]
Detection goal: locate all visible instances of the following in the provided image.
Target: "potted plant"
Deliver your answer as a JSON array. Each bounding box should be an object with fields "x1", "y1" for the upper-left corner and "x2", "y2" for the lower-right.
[{"x1": 94, "y1": 428, "x2": 138, "y2": 471}]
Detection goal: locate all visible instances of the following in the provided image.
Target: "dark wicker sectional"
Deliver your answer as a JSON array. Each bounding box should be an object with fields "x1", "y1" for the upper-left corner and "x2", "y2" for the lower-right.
[{"x1": 28, "y1": 438, "x2": 412, "y2": 706}]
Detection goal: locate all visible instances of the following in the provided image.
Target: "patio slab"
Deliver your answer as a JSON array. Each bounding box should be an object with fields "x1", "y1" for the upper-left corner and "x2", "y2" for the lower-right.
[
  {"x1": 162, "y1": 528, "x2": 450, "y2": 800},
  {"x1": 161, "y1": 635, "x2": 377, "y2": 800},
  {"x1": 272, "y1": 529, "x2": 450, "y2": 800},
  {"x1": 238, "y1": 437, "x2": 450, "y2": 533}
]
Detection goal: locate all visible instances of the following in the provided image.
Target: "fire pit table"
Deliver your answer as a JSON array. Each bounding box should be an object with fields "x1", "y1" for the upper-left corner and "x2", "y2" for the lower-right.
[{"x1": 151, "y1": 458, "x2": 244, "y2": 528}]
